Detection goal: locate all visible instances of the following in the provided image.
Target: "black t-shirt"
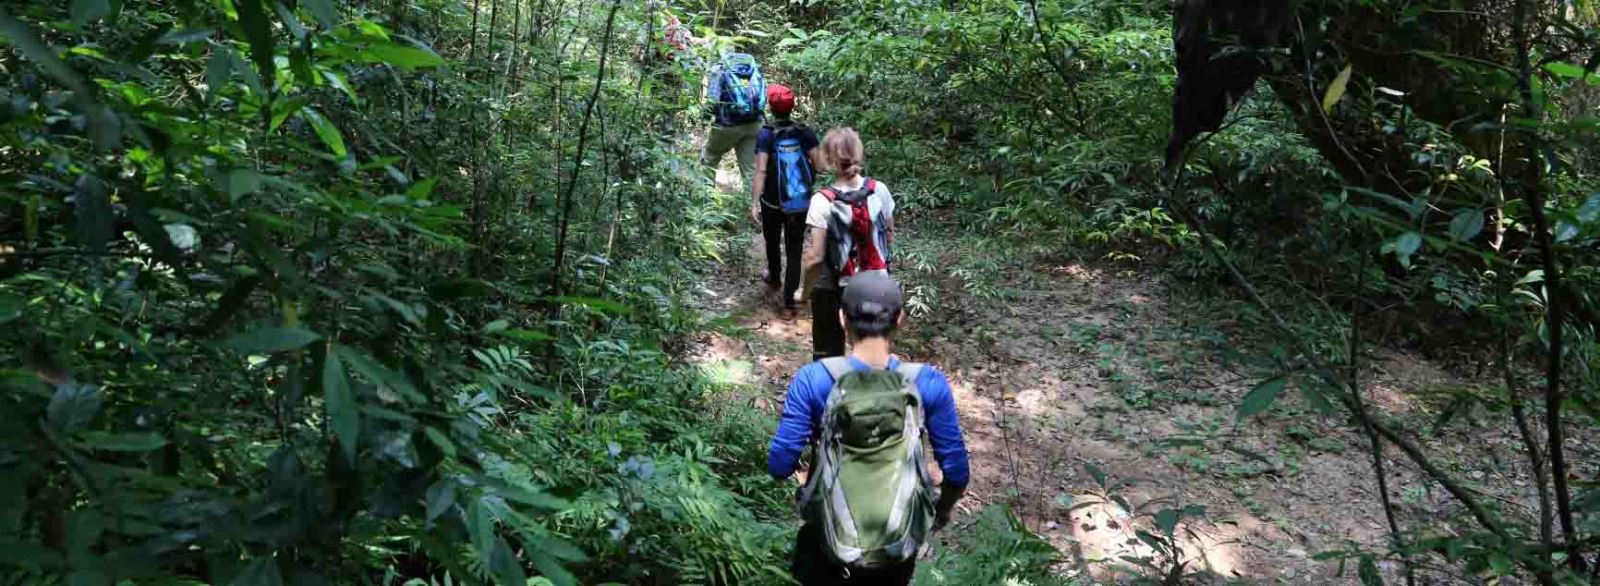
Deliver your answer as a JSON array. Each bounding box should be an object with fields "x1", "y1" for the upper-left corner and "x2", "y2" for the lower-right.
[{"x1": 754, "y1": 121, "x2": 820, "y2": 208}]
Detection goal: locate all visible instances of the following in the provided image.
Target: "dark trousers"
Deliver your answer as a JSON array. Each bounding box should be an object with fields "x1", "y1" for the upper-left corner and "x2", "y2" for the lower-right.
[
  {"x1": 762, "y1": 208, "x2": 806, "y2": 307},
  {"x1": 811, "y1": 286, "x2": 846, "y2": 361},
  {"x1": 792, "y1": 523, "x2": 915, "y2": 586}
]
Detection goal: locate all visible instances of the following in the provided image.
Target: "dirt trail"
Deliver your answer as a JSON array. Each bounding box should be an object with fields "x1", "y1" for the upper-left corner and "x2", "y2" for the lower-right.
[{"x1": 686, "y1": 167, "x2": 1519, "y2": 584}]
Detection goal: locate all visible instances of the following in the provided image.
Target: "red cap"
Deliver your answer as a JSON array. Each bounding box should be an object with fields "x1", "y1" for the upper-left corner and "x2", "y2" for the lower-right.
[{"x1": 767, "y1": 83, "x2": 795, "y2": 115}]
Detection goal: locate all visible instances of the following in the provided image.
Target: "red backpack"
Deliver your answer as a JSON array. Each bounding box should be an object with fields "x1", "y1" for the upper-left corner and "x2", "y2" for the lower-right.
[{"x1": 819, "y1": 178, "x2": 888, "y2": 280}]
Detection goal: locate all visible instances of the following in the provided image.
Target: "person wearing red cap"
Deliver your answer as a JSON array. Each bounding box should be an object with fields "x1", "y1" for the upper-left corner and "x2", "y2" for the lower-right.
[{"x1": 751, "y1": 83, "x2": 822, "y2": 318}]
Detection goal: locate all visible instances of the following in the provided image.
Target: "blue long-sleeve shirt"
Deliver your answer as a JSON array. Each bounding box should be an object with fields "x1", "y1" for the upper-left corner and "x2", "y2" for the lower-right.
[{"x1": 767, "y1": 357, "x2": 970, "y2": 488}]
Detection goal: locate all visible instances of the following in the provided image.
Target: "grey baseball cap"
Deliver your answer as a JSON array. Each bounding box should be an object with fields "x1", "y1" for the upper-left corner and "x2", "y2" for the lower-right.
[{"x1": 841, "y1": 272, "x2": 903, "y2": 329}]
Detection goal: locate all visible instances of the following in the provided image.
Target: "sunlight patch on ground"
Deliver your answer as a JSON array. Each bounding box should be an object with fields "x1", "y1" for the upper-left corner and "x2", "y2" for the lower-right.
[
  {"x1": 1065, "y1": 498, "x2": 1245, "y2": 581},
  {"x1": 1042, "y1": 262, "x2": 1103, "y2": 283},
  {"x1": 700, "y1": 356, "x2": 755, "y2": 388}
]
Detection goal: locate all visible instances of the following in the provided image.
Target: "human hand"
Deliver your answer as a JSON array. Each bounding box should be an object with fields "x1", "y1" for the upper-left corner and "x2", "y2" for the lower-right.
[{"x1": 750, "y1": 205, "x2": 762, "y2": 227}]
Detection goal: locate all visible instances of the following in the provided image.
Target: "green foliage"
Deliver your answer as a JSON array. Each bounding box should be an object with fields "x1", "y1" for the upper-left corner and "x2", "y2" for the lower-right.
[
  {"x1": 0, "y1": 0, "x2": 786, "y2": 583},
  {"x1": 915, "y1": 506, "x2": 1077, "y2": 586}
]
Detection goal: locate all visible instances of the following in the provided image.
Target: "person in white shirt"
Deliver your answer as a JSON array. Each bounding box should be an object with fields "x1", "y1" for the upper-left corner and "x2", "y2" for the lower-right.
[{"x1": 800, "y1": 127, "x2": 895, "y2": 360}]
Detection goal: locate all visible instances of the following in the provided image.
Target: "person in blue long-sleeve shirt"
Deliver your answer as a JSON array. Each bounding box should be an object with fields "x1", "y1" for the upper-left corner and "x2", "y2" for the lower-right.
[{"x1": 767, "y1": 273, "x2": 969, "y2": 585}]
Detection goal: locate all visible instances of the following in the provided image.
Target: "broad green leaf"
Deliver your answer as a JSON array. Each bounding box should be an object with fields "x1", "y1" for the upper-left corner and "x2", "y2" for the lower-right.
[
  {"x1": 1084, "y1": 462, "x2": 1107, "y2": 488},
  {"x1": 494, "y1": 484, "x2": 571, "y2": 510},
  {"x1": 77, "y1": 431, "x2": 166, "y2": 452},
  {"x1": 302, "y1": 0, "x2": 338, "y2": 28},
  {"x1": 1574, "y1": 195, "x2": 1600, "y2": 225},
  {"x1": 1294, "y1": 374, "x2": 1337, "y2": 415},
  {"x1": 1322, "y1": 64, "x2": 1353, "y2": 114},
  {"x1": 71, "y1": 0, "x2": 111, "y2": 25},
  {"x1": 1486, "y1": 551, "x2": 1511, "y2": 575},
  {"x1": 363, "y1": 40, "x2": 446, "y2": 69},
  {"x1": 488, "y1": 538, "x2": 526, "y2": 586},
  {"x1": 222, "y1": 326, "x2": 320, "y2": 354},
  {"x1": 1447, "y1": 209, "x2": 1483, "y2": 242},
  {"x1": 1237, "y1": 376, "x2": 1288, "y2": 421},
  {"x1": 0, "y1": 292, "x2": 24, "y2": 324},
  {"x1": 1556, "y1": 221, "x2": 1579, "y2": 242},
  {"x1": 224, "y1": 47, "x2": 265, "y2": 96},
  {"x1": 425, "y1": 478, "x2": 457, "y2": 522},
  {"x1": 158, "y1": 28, "x2": 214, "y2": 44},
  {"x1": 337, "y1": 346, "x2": 420, "y2": 402},
  {"x1": 469, "y1": 497, "x2": 495, "y2": 564},
  {"x1": 406, "y1": 177, "x2": 439, "y2": 199},
  {"x1": 1153, "y1": 508, "x2": 1179, "y2": 535},
  {"x1": 1517, "y1": 269, "x2": 1544, "y2": 285},
  {"x1": 551, "y1": 296, "x2": 631, "y2": 314},
  {"x1": 481, "y1": 319, "x2": 510, "y2": 334},
  {"x1": 207, "y1": 46, "x2": 234, "y2": 99},
  {"x1": 74, "y1": 174, "x2": 113, "y2": 253},
  {"x1": 1358, "y1": 555, "x2": 1383, "y2": 585},
  {"x1": 525, "y1": 536, "x2": 587, "y2": 563},
  {"x1": 527, "y1": 549, "x2": 578, "y2": 586},
  {"x1": 272, "y1": 1, "x2": 306, "y2": 42},
  {"x1": 47, "y1": 384, "x2": 102, "y2": 435},
  {"x1": 323, "y1": 349, "x2": 359, "y2": 464},
  {"x1": 300, "y1": 108, "x2": 347, "y2": 157},
  {"x1": 234, "y1": 0, "x2": 277, "y2": 94},
  {"x1": 321, "y1": 69, "x2": 357, "y2": 103},
  {"x1": 1577, "y1": 193, "x2": 1600, "y2": 223},
  {"x1": 495, "y1": 328, "x2": 552, "y2": 342},
  {"x1": 1394, "y1": 232, "x2": 1422, "y2": 259},
  {"x1": 224, "y1": 168, "x2": 264, "y2": 201},
  {"x1": 269, "y1": 96, "x2": 308, "y2": 133},
  {"x1": 1545, "y1": 62, "x2": 1586, "y2": 79},
  {"x1": 0, "y1": 12, "x2": 90, "y2": 95},
  {"x1": 424, "y1": 427, "x2": 456, "y2": 458}
]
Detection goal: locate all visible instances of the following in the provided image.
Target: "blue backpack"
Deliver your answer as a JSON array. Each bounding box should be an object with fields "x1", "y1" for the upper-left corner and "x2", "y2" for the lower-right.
[
  {"x1": 716, "y1": 53, "x2": 766, "y2": 125},
  {"x1": 770, "y1": 125, "x2": 815, "y2": 213}
]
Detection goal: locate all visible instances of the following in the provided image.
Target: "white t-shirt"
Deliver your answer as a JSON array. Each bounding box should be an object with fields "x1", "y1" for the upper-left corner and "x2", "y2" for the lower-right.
[
  {"x1": 805, "y1": 177, "x2": 894, "y2": 230},
  {"x1": 806, "y1": 177, "x2": 894, "y2": 289}
]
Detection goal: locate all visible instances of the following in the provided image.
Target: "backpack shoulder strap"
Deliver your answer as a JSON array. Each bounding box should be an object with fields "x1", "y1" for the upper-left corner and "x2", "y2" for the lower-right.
[
  {"x1": 820, "y1": 357, "x2": 856, "y2": 382},
  {"x1": 820, "y1": 187, "x2": 840, "y2": 202},
  {"x1": 862, "y1": 178, "x2": 877, "y2": 192},
  {"x1": 894, "y1": 362, "x2": 924, "y2": 384}
]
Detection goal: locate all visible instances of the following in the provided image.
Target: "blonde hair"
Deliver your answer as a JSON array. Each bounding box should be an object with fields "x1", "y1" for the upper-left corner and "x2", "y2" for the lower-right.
[{"x1": 822, "y1": 127, "x2": 865, "y2": 179}]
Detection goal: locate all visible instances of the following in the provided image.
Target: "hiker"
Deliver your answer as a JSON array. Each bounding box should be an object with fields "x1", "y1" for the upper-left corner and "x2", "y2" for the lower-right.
[
  {"x1": 634, "y1": 2, "x2": 704, "y2": 137},
  {"x1": 701, "y1": 52, "x2": 767, "y2": 189},
  {"x1": 751, "y1": 83, "x2": 823, "y2": 318},
  {"x1": 803, "y1": 127, "x2": 894, "y2": 360},
  {"x1": 767, "y1": 273, "x2": 969, "y2": 586}
]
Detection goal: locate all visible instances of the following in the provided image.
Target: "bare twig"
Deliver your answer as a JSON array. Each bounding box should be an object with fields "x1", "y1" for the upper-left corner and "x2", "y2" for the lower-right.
[
  {"x1": 1512, "y1": 0, "x2": 1577, "y2": 558},
  {"x1": 1501, "y1": 302, "x2": 1555, "y2": 584},
  {"x1": 549, "y1": 0, "x2": 619, "y2": 302},
  {"x1": 1348, "y1": 251, "x2": 1416, "y2": 586}
]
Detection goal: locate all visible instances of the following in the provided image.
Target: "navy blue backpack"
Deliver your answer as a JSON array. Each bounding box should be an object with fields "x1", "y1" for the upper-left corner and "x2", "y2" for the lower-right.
[{"x1": 771, "y1": 126, "x2": 815, "y2": 213}]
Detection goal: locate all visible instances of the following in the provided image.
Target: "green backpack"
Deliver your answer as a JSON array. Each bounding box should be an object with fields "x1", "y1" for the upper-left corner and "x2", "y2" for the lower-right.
[{"x1": 800, "y1": 358, "x2": 937, "y2": 569}]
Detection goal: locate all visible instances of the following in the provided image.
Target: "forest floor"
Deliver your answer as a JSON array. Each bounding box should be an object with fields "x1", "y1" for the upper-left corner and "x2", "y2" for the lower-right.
[{"x1": 686, "y1": 165, "x2": 1549, "y2": 584}]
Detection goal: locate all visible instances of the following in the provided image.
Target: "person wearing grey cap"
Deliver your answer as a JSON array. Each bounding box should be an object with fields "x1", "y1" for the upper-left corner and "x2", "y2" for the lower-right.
[{"x1": 767, "y1": 273, "x2": 969, "y2": 585}]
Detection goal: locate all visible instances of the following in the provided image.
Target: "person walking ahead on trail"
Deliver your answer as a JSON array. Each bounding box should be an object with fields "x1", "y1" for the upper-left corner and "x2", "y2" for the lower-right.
[
  {"x1": 768, "y1": 273, "x2": 969, "y2": 586},
  {"x1": 701, "y1": 51, "x2": 766, "y2": 189},
  {"x1": 803, "y1": 127, "x2": 895, "y2": 360},
  {"x1": 751, "y1": 83, "x2": 822, "y2": 319}
]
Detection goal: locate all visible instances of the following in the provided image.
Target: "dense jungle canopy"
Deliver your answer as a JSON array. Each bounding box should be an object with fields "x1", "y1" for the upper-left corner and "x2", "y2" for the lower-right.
[{"x1": 4, "y1": 0, "x2": 1600, "y2": 584}]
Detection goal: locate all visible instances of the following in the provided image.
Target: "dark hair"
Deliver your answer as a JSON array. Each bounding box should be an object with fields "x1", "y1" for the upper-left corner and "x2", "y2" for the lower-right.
[{"x1": 845, "y1": 308, "x2": 900, "y2": 339}]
